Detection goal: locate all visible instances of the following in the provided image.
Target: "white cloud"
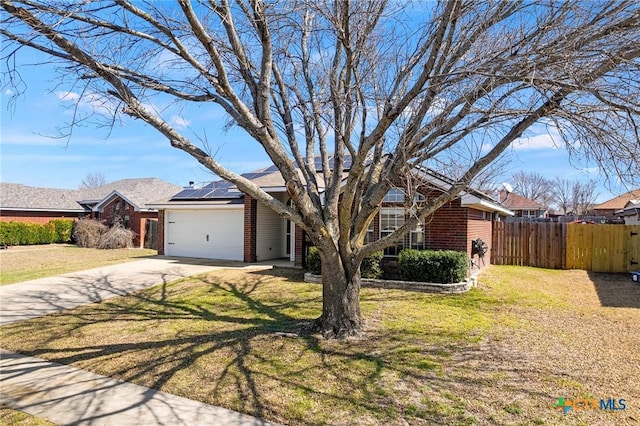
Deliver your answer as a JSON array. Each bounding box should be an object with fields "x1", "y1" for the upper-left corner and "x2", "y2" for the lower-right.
[
  {"x1": 511, "y1": 133, "x2": 561, "y2": 150},
  {"x1": 511, "y1": 124, "x2": 563, "y2": 151},
  {"x1": 56, "y1": 91, "x2": 81, "y2": 102},
  {"x1": 5, "y1": 89, "x2": 14, "y2": 96},
  {"x1": 0, "y1": 130, "x2": 67, "y2": 146},
  {"x1": 580, "y1": 167, "x2": 599, "y2": 174},
  {"x1": 55, "y1": 90, "x2": 117, "y2": 116},
  {"x1": 170, "y1": 115, "x2": 190, "y2": 128}
]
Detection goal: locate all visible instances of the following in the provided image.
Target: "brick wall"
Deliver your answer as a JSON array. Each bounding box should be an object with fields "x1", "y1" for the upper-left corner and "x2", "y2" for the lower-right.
[
  {"x1": 424, "y1": 198, "x2": 469, "y2": 253},
  {"x1": 135, "y1": 211, "x2": 158, "y2": 249},
  {"x1": 244, "y1": 195, "x2": 257, "y2": 263},
  {"x1": 0, "y1": 210, "x2": 81, "y2": 224},
  {"x1": 157, "y1": 210, "x2": 165, "y2": 255},
  {"x1": 99, "y1": 197, "x2": 159, "y2": 247},
  {"x1": 466, "y1": 209, "x2": 493, "y2": 266},
  {"x1": 294, "y1": 224, "x2": 304, "y2": 267}
]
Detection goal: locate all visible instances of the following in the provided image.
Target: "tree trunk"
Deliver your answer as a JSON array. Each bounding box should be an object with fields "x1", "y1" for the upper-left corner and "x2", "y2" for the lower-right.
[{"x1": 315, "y1": 246, "x2": 363, "y2": 339}]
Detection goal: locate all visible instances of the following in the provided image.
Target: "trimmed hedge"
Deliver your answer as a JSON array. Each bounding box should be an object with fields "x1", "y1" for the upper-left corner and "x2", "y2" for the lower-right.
[
  {"x1": 398, "y1": 249, "x2": 468, "y2": 284},
  {"x1": 0, "y1": 220, "x2": 75, "y2": 246},
  {"x1": 50, "y1": 219, "x2": 75, "y2": 243},
  {"x1": 361, "y1": 250, "x2": 384, "y2": 279},
  {"x1": 306, "y1": 246, "x2": 384, "y2": 279}
]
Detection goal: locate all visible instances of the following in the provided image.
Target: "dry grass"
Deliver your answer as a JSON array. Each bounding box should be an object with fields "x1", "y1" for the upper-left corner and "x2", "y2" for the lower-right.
[
  {"x1": 0, "y1": 244, "x2": 157, "y2": 285},
  {"x1": 0, "y1": 406, "x2": 56, "y2": 426},
  {"x1": 1, "y1": 265, "x2": 638, "y2": 425}
]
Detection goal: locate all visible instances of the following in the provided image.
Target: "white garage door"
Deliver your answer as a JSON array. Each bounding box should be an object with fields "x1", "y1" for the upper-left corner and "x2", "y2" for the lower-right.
[{"x1": 165, "y1": 209, "x2": 244, "y2": 260}]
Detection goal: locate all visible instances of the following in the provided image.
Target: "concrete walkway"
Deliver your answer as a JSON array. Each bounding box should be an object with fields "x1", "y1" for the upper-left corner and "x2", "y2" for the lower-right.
[
  {"x1": 0, "y1": 257, "x2": 279, "y2": 425},
  {"x1": 0, "y1": 350, "x2": 275, "y2": 425}
]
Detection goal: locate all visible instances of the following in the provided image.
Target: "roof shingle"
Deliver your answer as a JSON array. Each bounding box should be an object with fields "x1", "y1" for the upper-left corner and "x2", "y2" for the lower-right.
[{"x1": 1, "y1": 178, "x2": 181, "y2": 211}]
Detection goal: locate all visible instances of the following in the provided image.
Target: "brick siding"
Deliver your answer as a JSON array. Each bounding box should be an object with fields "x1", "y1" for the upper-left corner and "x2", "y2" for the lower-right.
[
  {"x1": 98, "y1": 196, "x2": 158, "y2": 247},
  {"x1": 424, "y1": 199, "x2": 469, "y2": 253},
  {"x1": 294, "y1": 224, "x2": 304, "y2": 267},
  {"x1": 157, "y1": 210, "x2": 165, "y2": 255},
  {"x1": 466, "y1": 208, "x2": 493, "y2": 266},
  {"x1": 0, "y1": 210, "x2": 81, "y2": 224},
  {"x1": 244, "y1": 195, "x2": 257, "y2": 263}
]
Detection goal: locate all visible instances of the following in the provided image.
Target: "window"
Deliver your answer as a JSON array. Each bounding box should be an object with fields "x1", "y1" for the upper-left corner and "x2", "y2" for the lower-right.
[
  {"x1": 383, "y1": 188, "x2": 405, "y2": 203},
  {"x1": 380, "y1": 207, "x2": 405, "y2": 256},
  {"x1": 364, "y1": 220, "x2": 375, "y2": 245},
  {"x1": 410, "y1": 220, "x2": 425, "y2": 250},
  {"x1": 413, "y1": 192, "x2": 426, "y2": 202}
]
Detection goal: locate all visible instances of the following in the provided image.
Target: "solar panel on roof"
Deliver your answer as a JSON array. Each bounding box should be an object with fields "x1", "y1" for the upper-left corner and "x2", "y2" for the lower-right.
[
  {"x1": 171, "y1": 188, "x2": 213, "y2": 199},
  {"x1": 313, "y1": 154, "x2": 352, "y2": 171}
]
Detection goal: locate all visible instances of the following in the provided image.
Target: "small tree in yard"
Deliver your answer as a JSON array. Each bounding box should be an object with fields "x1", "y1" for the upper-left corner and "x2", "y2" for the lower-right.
[{"x1": 2, "y1": 1, "x2": 639, "y2": 338}]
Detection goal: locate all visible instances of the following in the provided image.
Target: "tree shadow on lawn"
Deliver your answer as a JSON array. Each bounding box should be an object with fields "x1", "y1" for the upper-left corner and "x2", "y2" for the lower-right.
[
  {"x1": 587, "y1": 271, "x2": 640, "y2": 308},
  {"x1": 0, "y1": 269, "x2": 558, "y2": 424}
]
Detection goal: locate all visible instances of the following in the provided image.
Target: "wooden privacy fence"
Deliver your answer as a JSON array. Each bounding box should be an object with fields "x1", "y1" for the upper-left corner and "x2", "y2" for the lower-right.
[{"x1": 491, "y1": 222, "x2": 640, "y2": 273}]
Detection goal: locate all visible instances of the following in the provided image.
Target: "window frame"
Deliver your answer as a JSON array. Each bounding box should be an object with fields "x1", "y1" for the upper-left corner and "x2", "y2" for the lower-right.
[{"x1": 380, "y1": 207, "x2": 405, "y2": 256}]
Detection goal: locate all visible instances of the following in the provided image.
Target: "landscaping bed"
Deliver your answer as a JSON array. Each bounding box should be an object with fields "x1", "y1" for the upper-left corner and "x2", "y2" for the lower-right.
[{"x1": 304, "y1": 272, "x2": 477, "y2": 293}]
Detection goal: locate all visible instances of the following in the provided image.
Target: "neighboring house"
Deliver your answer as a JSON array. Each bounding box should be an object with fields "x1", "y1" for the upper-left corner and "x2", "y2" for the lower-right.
[
  {"x1": 149, "y1": 162, "x2": 513, "y2": 267},
  {"x1": 497, "y1": 190, "x2": 546, "y2": 218},
  {"x1": 592, "y1": 188, "x2": 640, "y2": 217},
  {"x1": 616, "y1": 200, "x2": 640, "y2": 225},
  {"x1": 0, "y1": 178, "x2": 181, "y2": 248}
]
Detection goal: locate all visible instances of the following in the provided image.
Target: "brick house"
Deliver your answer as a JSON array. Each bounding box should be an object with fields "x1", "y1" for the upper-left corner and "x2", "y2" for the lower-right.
[
  {"x1": 149, "y1": 163, "x2": 512, "y2": 267},
  {"x1": 497, "y1": 190, "x2": 546, "y2": 218},
  {"x1": 592, "y1": 188, "x2": 640, "y2": 217},
  {"x1": 0, "y1": 178, "x2": 181, "y2": 248}
]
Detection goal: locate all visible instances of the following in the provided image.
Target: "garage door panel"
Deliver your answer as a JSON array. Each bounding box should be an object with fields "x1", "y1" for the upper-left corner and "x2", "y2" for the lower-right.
[{"x1": 165, "y1": 210, "x2": 243, "y2": 260}]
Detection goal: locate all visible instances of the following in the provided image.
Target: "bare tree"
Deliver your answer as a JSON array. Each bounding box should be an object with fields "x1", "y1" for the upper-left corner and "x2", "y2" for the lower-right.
[
  {"x1": 2, "y1": 1, "x2": 639, "y2": 338},
  {"x1": 551, "y1": 177, "x2": 599, "y2": 215},
  {"x1": 437, "y1": 154, "x2": 512, "y2": 192},
  {"x1": 510, "y1": 171, "x2": 554, "y2": 208},
  {"x1": 79, "y1": 172, "x2": 107, "y2": 190},
  {"x1": 572, "y1": 180, "x2": 599, "y2": 216},
  {"x1": 552, "y1": 177, "x2": 574, "y2": 215}
]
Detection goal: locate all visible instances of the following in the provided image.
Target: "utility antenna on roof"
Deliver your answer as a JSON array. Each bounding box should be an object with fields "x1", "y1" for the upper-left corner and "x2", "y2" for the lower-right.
[{"x1": 502, "y1": 182, "x2": 513, "y2": 193}]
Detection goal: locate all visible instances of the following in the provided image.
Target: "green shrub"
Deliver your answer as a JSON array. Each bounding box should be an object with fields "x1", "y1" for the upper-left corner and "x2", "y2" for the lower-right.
[
  {"x1": 0, "y1": 221, "x2": 57, "y2": 245},
  {"x1": 361, "y1": 250, "x2": 384, "y2": 279},
  {"x1": 305, "y1": 246, "x2": 384, "y2": 279},
  {"x1": 306, "y1": 246, "x2": 321, "y2": 274},
  {"x1": 398, "y1": 249, "x2": 468, "y2": 283},
  {"x1": 50, "y1": 219, "x2": 75, "y2": 243}
]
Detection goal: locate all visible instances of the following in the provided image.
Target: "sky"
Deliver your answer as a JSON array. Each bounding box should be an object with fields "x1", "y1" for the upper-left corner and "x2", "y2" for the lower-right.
[{"x1": 0, "y1": 46, "x2": 632, "y2": 205}]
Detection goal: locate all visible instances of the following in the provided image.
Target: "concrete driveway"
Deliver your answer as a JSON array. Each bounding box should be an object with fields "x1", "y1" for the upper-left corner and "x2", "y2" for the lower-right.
[
  {"x1": 0, "y1": 256, "x2": 280, "y2": 425},
  {"x1": 0, "y1": 256, "x2": 271, "y2": 325}
]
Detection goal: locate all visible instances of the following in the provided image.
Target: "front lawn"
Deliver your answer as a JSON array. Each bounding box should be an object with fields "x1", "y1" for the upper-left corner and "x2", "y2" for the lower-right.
[
  {"x1": 0, "y1": 244, "x2": 157, "y2": 285},
  {"x1": 1, "y1": 266, "x2": 638, "y2": 425}
]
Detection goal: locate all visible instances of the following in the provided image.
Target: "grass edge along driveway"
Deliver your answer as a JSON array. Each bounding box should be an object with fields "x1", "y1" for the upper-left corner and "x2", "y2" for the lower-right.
[{"x1": 0, "y1": 244, "x2": 157, "y2": 286}]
